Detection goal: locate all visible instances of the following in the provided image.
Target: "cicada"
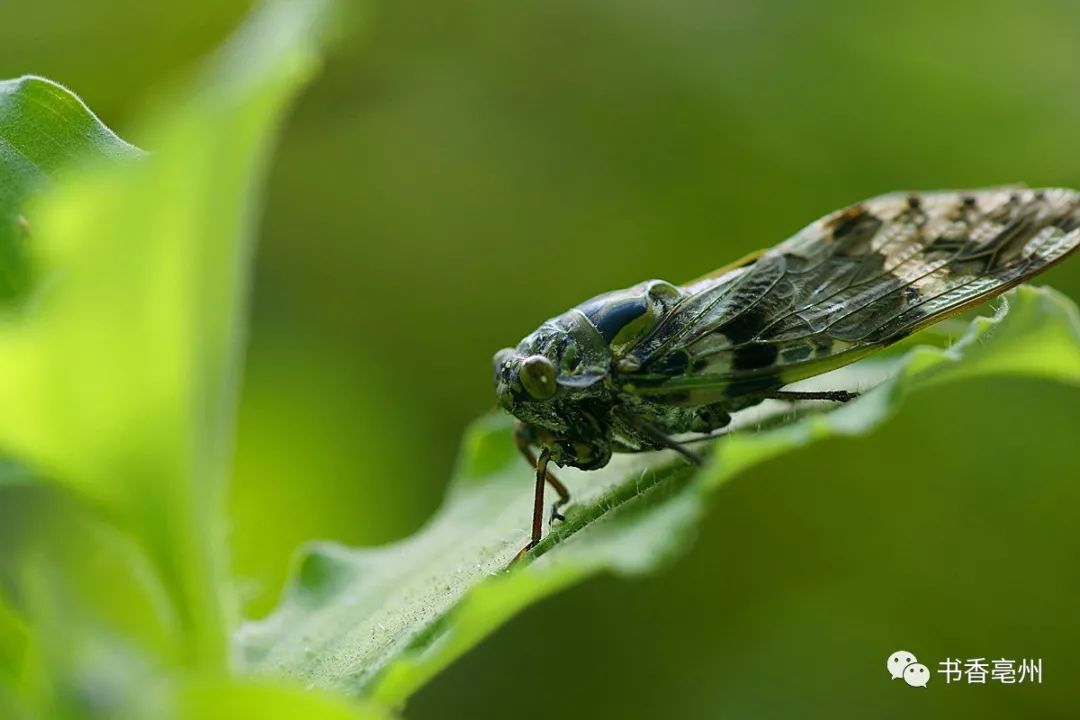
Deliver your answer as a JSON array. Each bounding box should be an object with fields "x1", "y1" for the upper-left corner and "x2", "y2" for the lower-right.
[{"x1": 494, "y1": 188, "x2": 1080, "y2": 561}]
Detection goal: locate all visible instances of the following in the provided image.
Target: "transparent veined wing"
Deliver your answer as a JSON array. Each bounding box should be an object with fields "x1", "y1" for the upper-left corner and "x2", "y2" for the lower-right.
[{"x1": 620, "y1": 187, "x2": 1080, "y2": 402}]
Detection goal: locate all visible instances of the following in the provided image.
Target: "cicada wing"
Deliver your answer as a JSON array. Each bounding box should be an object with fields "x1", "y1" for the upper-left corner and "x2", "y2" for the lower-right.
[{"x1": 620, "y1": 187, "x2": 1080, "y2": 402}]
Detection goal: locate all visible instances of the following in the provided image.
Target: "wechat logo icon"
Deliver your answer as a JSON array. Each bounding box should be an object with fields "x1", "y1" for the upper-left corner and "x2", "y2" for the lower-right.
[{"x1": 888, "y1": 650, "x2": 930, "y2": 688}]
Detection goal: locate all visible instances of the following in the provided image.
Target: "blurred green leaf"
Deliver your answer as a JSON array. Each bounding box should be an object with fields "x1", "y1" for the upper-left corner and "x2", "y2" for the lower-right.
[
  {"x1": 238, "y1": 285, "x2": 1080, "y2": 705},
  {"x1": 0, "y1": 486, "x2": 183, "y2": 720},
  {"x1": 0, "y1": 76, "x2": 141, "y2": 300},
  {"x1": 0, "y1": 0, "x2": 341, "y2": 675},
  {"x1": 0, "y1": 589, "x2": 27, "y2": 685},
  {"x1": 179, "y1": 680, "x2": 394, "y2": 720},
  {"x1": 0, "y1": 0, "x2": 394, "y2": 716}
]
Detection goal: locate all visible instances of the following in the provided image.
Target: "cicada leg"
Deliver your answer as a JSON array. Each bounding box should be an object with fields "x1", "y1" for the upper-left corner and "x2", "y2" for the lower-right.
[
  {"x1": 626, "y1": 415, "x2": 703, "y2": 467},
  {"x1": 514, "y1": 421, "x2": 570, "y2": 522},
  {"x1": 764, "y1": 390, "x2": 859, "y2": 402},
  {"x1": 509, "y1": 447, "x2": 552, "y2": 567}
]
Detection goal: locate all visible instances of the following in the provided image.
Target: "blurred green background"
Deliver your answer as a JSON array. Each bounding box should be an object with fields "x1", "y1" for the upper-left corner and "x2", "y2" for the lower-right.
[{"x1": 3, "y1": 1, "x2": 1080, "y2": 717}]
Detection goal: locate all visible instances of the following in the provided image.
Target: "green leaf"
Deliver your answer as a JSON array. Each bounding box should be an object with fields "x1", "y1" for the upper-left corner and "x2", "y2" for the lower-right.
[
  {"x1": 0, "y1": 486, "x2": 185, "y2": 719},
  {"x1": 0, "y1": 589, "x2": 27, "y2": 686},
  {"x1": 238, "y1": 285, "x2": 1080, "y2": 705},
  {"x1": 179, "y1": 680, "x2": 395, "y2": 720},
  {"x1": 0, "y1": 76, "x2": 141, "y2": 300},
  {"x1": 0, "y1": 0, "x2": 346, "y2": 685},
  {"x1": 0, "y1": 2, "x2": 396, "y2": 717}
]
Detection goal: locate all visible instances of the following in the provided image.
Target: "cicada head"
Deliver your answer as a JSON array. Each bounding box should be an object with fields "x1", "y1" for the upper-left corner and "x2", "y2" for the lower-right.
[{"x1": 493, "y1": 310, "x2": 613, "y2": 460}]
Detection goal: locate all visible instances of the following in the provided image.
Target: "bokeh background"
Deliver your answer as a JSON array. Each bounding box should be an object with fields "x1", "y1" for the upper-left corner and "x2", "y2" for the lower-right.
[{"x1": 3, "y1": 1, "x2": 1080, "y2": 717}]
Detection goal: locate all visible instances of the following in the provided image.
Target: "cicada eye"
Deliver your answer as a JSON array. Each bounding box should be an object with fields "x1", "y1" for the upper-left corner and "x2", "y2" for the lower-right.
[{"x1": 519, "y1": 354, "x2": 557, "y2": 400}]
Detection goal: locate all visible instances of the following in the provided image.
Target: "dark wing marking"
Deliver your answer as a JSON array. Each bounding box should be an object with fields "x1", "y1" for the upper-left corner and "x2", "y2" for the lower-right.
[{"x1": 621, "y1": 187, "x2": 1080, "y2": 400}]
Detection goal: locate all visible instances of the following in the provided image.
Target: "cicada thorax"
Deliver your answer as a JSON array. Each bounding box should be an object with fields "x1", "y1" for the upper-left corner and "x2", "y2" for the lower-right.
[
  {"x1": 495, "y1": 278, "x2": 726, "y2": 467},
  {"x1": 569, "y1": 279, "x2": 738, "y2": 450},
  {"x1": 575, "y1": 279, "x2": 686, "y2": 357}
]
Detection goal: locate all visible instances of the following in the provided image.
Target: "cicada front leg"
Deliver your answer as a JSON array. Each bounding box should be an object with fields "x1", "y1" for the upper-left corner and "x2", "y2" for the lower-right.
[
  {"x1": 509, "y1": 422, "x2": 572, "y2": 567},
  {"x1": 514, "y1": 421, "x2": 571, "y2": 522},
  {"x1": 508, "y1": 446, "x2": 550, "y2": 567}
]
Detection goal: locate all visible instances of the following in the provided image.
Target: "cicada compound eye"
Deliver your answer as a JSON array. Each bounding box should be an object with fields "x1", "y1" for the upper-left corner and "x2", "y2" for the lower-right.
[{"x1": 519, "y1": 354, "x2": 557, "y2": 400}]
